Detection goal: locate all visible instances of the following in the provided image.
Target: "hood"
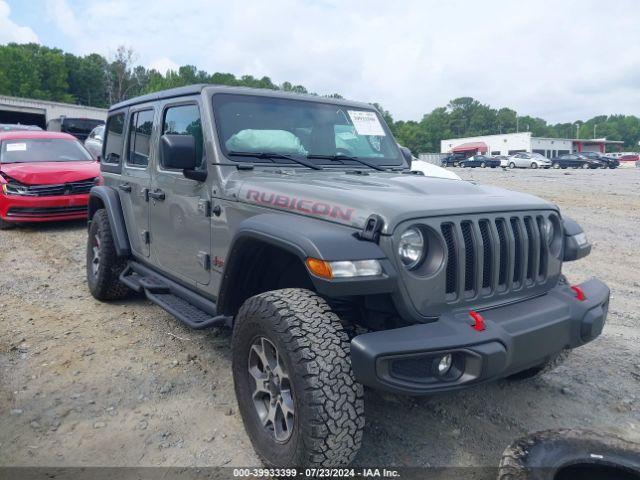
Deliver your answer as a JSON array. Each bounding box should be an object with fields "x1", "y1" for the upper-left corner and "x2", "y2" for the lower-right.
[
  {"x1": 233, "y1": 169, "x2": 557, "y2": 234},
  {"x1": 0, "y1": 161, "x2": 99, "y2": 185}
]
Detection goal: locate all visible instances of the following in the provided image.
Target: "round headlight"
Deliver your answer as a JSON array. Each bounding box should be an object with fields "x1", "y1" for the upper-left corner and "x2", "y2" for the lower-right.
[{"x1": 398, "y1": 228, "x2": 425, "y2": 269}]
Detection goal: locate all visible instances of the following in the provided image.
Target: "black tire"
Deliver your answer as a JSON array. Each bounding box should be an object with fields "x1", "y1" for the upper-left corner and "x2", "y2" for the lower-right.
[
  {"x1": 509, "y1": 162, "x2": 516, "y2": 169},
  {"x1": 498, "y1": 429, "x2": 640, "y2": 480},
  {"x1": 232, "y1": 289, "x2": 364, "y2": 468},
  {"x1": 506, "y1": 350, "x2": 570, "y2": 381},
  {"x1": 86, "y1": 209, "x2": 131, "y2": 300},
  {"x1": 0, "y1": 218, "x2": 15, "y2": 230}
]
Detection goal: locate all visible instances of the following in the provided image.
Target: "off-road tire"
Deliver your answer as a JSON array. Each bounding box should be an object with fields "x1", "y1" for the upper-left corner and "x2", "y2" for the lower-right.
[
  {"x1": 232, "y1": 288, "x2": 364, "y2": 468},
  {"x1": 86, "y1": 209, "x2": 131, "y2": 300},
  {"x1": 506, "y1": 350, "x2": 570, "y2": 381},
  {"x1": 0, "y1": 218, "x2": 15, "y2": 230},
  {"x1": 498, "y1": 429, "x2": 640, "y2": 480}
]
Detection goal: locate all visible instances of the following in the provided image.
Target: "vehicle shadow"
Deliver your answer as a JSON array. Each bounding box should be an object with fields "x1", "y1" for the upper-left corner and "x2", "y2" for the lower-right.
[{"x1": 4, "y1": 219, "x2": 87, "y2": 233}]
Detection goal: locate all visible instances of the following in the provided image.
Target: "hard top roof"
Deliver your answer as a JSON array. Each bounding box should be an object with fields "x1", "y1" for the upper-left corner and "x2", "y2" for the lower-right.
[{"x1": 109, "y1": 84, "x2": 375, "y2": 112}]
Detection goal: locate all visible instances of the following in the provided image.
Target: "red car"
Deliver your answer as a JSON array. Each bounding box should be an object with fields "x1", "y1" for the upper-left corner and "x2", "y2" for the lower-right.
[
  {"x1": 0, "y1": 131, "x2": 100, "y2": 229},
  {"x1": 618, "y1": 154, "x2": 639, "y2": 163}
]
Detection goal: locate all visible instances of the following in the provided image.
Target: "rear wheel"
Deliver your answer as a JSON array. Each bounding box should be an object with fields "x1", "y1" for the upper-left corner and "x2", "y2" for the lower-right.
[
  {"x1": 481, "y1": 162, "x2": 486, "y2": 168},
  {"x1": 582, "y1": 163, "x2": 590, "y2": 169},
  {"x1": 86, "y1": 209, "x2": 131, "y2": 300},
  {"x1": 232, "y1": 288, "x2": 364, "y2": 467}
]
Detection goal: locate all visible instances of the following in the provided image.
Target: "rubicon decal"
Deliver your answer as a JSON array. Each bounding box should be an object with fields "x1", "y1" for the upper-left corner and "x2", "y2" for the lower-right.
[{"x1": 246, "y1": 189, "x2": 355, "y2": 221}]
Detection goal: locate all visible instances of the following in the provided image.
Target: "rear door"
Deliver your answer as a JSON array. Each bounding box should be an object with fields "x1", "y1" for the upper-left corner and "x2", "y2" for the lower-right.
[
  {"x1": 148, "y1": 99, "x2": 211, "y2": 286},
  {"x1": 119, "y1": 106, "x2": 155, "y2": 258}
]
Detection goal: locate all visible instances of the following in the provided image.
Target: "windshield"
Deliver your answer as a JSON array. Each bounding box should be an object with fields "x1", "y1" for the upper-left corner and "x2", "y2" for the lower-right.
[
  {"x1": 212, "y1": 94, "x2": 403, "y2": 168},
  {"x1": 0, "y1": 138, "x2": 93, "y2": 163}
]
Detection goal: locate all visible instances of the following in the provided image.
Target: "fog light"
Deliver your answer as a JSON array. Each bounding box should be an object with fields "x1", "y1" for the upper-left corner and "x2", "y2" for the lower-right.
[{"x1": 437, "y1": 354, "x2": 453, "y2": 375}]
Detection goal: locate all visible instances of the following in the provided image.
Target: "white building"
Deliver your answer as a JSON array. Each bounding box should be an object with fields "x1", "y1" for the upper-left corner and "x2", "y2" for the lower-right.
[
  {"x1": 440, "y1": 132, "x2": 623, "y2": 158},
  {"x1": 0, "y1": 95, "x2": 107, "y2": 129}
]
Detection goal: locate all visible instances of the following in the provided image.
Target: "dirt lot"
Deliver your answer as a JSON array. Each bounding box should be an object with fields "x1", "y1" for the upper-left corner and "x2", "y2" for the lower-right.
[{"x1": 1, "y1": 167, "x2": 639, "y2": 470}]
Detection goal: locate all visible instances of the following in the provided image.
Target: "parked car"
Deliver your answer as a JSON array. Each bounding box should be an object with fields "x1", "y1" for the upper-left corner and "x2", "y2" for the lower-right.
[
  {"x1": 47, "y1": 117, "x2": 105, "y2": 142},
  {"x1": 440, "y1": 152, "x2": 466, "y2": 167},
  {"x1": 507, "y1": 152, "x2": 551, "y2": 169},
  {"x1": 0, "y1": 123, "x2": 42, "y2": 132},
  {"x1": 84, "y1": 124, "x2": 105, "y2": 159},
  {"x1": 85, "y1": 84, "x2": 608, "y2": 468},
  {"x1": 579, "y1": 151, "x2": 619, "y2": 169},
  {"x1": 550, "y1": 153, "x2": 600, "y2": 169},
  {"x1": 619, "y1": 153, "x2": 639, "y2": 163},
  {"x1": 0, "y1": 131, "x2": 99, "y2": 229},
  {"x1": 459, "y1": 154, "x2": 500, "y2": 168},
  {"x1": 493, "y1": 155, "x2": 510, "y2": 167}
]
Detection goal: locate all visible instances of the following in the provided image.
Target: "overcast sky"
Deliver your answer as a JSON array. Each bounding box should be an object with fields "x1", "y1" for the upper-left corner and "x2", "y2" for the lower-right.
[{"x1": 1, "y1": 0, "x2": 639, "y2": 123}]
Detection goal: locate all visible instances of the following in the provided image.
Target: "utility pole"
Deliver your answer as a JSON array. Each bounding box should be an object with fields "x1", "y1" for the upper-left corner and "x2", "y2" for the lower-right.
[
  {"x1": 516, "y1": 116, "x2": 519, "y2": 133},
  {"x1": 576, "y1": 124, "x2": 579, "y2": 139},
  {"x1": 593, "y1": 124, "x2": 597, "y2": 139}
]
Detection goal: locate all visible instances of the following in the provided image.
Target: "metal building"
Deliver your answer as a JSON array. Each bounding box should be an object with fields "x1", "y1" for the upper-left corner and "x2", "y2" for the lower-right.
[
  {"x1": 440, "y1": 132, "x2": 624, "y2": 158},
  {"x1": 0, "y1": 95, "x2": 107, "y2": 129}
]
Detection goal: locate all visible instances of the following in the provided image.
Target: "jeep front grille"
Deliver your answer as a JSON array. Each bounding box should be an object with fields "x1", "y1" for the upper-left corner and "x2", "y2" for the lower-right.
[{"x1": 440, "y1": 213, "x2": 556, "y2": 302}]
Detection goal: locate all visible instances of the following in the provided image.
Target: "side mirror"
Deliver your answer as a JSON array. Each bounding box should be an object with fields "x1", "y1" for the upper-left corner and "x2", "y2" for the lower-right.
[
  {"x1": 161, "y1": 134, "x2": 198, "y2": 170},
  {"x1": 399, "y1": 146, "x2": 413, "y2": 167}
]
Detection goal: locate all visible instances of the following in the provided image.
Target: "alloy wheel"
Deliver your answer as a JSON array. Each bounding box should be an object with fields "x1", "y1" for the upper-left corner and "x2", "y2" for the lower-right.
[{"x1": 247, "y1": 336, "x2": 295, "y2": 443}]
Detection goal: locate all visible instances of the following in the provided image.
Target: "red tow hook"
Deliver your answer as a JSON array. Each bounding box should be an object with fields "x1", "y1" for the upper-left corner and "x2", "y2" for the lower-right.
[
  {"x1": 571, "y1": 285, "x2": 586, "y2": 301},
  {"x1": 469, "y1": 310, "x2": 485, "y2": 331}
]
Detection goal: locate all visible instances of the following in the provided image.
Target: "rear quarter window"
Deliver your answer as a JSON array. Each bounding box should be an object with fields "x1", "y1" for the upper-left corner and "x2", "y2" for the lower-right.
[{"x1": 102, "y1": 113, "x2": 125, "y2": 166}]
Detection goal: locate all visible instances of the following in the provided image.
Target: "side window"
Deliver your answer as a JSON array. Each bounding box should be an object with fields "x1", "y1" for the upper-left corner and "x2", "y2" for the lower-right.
[
  {"x1": 162, "y1": 104, "x2": 204, "y2": 169},
  {"x1": 127, "y1": 109, "x2": 154, "y2": 167},
  {"x1": 103, "y1": 113, "x2": 125, "y2": 164}
]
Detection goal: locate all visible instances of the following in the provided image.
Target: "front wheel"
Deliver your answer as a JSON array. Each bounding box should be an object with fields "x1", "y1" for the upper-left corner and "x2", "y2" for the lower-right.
[
  {"x1": 552, "y1": 162, "x2": 560, "y2": 169},
  {"x1": 509, "y1": 162, "x2": 516, "y2": 169},
  {"x1": 86, "y1": 209, "x2": 131, "y2": 300},
  {"x1": 0, "y1": 218, "x2": 15, "y2": 230},
  {"x1": 582, "y1": 163, "x2": 590, "y2": 169},
  {"x1": 531, "y1": 162, "x2": 538, "y2": 169},
  {"x1": 480, "y1": 162, "x2": 486, "y2": 168},
  {"x1": 232, "y1": 289, "x2": 364, "y2": 467}
]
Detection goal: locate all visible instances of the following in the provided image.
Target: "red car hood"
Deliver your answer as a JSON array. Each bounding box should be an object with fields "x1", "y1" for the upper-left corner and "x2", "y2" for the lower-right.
[{"x1": 0, "y1": 161, "x2": 99, "y2": 185}]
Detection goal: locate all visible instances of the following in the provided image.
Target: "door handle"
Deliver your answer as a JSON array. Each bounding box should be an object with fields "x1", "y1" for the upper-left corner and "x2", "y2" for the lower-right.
[
  {"x1": 148, "y1": 189, "x2": 165, "y2": 201},
  {"x1": 118, "y1": 183, "x2": 132, "y2": 192}
]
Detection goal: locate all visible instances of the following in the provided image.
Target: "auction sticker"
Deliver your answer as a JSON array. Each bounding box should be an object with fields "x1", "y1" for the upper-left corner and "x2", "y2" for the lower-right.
[
  {"x1": 6, "y1": 142, "x2": 27, "y2": 152},
  {"x1": 348, "y1": 110, "x2": 385, "y2": 136}
]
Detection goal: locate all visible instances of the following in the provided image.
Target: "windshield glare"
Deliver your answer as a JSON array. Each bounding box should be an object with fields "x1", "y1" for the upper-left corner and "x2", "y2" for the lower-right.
[
  {"x1": 213, "y1": 94, "x2": 403, "y2": 167},
  {"x1": 0, "y1": 138, "x2": 93, "y2": 163}
]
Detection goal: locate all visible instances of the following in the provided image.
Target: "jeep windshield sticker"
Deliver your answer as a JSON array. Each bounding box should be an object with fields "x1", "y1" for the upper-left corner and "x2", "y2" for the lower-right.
[
  {"x1": 6, "y1": 142, "x2": 27, "y2": 152},
  {"x1": 246, "y1": 189, "x2": 355, "y2": 222},
  {"x1": 347, "y1": 110, "x2": 386, "y2": 137}
]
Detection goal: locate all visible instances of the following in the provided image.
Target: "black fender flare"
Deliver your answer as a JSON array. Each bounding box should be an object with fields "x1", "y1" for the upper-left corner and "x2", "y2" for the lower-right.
[
  {"x1": 88, "y1": 186, "x2": 131, "y2": 257},
  {"x1": 217, "y1": 213, "x2": 397, "y2": 314},
  {"x1": 499, "y1": 429, "x2": 640, "y2": 480}
]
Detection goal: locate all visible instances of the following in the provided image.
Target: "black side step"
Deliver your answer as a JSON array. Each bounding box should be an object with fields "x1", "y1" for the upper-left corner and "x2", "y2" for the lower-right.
[{"x1": 119, "y1": 262, "x2": 231, "y2": 330}]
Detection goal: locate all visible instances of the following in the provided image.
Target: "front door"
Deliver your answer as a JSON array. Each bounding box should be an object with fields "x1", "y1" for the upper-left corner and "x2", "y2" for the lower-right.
[
  {"x1": 119, "y1": 107, "x2": 154, "y2": 257},
  {"x1": 149, "y1": 100, "x2": 211, "y2": 286}
]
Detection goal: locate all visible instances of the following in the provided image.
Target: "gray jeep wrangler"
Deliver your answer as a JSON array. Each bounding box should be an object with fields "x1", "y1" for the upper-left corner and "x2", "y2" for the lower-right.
[{"x1": 86, "y1": 85, "x2": 609, "y2": 467}]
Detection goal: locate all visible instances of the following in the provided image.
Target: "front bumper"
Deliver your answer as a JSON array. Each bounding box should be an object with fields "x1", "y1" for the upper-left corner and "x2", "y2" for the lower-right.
[
  {"x1": 0, "y1": 193, "x2": 89, "y2": 223},
  {"x1": 351, "y1": 278, "x2": 609, "y2": 395}
]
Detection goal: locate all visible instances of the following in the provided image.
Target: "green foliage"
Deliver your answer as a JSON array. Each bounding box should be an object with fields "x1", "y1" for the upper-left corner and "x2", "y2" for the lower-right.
[{"x1": 1, "y1": 42, "x2": 638, "y2": 150}]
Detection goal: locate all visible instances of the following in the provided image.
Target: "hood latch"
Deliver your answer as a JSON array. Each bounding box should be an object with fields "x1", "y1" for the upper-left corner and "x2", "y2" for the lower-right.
[{"x1": 356, "y1": 214, "x2": 384, "y2": 243}]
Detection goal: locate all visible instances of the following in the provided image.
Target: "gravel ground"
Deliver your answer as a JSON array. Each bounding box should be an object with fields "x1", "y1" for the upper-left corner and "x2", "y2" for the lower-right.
[{"x1": 1, "y1": 167, "x2": 639, "y2": 470}]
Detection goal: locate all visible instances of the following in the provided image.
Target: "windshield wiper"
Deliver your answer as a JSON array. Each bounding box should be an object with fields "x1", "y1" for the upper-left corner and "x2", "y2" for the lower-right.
[
  {"x1": 306, "y1": 154, "x2": 387, "y2": 172},
  {"x1": 228, "y1": 151, "x2": 323, "y2": 170}
]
